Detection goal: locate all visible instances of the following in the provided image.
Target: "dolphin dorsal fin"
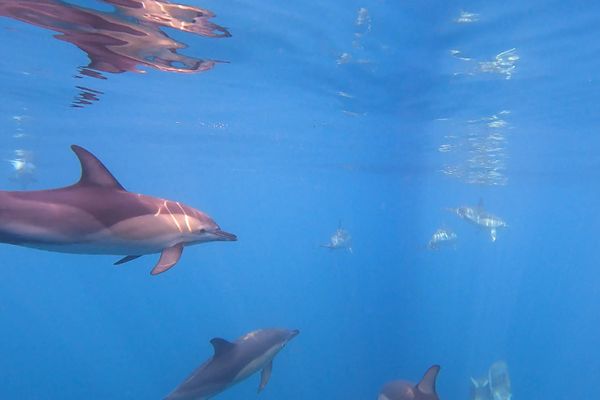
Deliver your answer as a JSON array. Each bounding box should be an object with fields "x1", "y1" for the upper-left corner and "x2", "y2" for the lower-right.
[
  {"x1": 416, "y1": 365, "x2": 440, "y2": 395},
  {"x1": 210, "y1": 338, "x2": 235, "y2": 358},
  {"x1": 71, "y1": 145, "x2": 125, "y2": 190}
]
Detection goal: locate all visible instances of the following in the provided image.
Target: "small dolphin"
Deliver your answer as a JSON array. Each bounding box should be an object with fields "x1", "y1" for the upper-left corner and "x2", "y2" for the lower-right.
[
  {"x1": 166, "y1": 328, "x2": 299, "y2": 399},
  {"x1": 0, "y1": 145, "x2": 236, "y2": 275},
  {"x1": 488, "y1": 361, "x2": 511, "y2": 400},
  {"x1": 470, "y1": 376, "x2": 492, "y2": 400},
  {"x1": 428, "y1": 228, "x2": 457, "y2": 250},
  {"x1": 448, "y1": 200, "x2": 507, "y2": 242},
  {"x1": 321, "y1": 221, "x2": 353, "y2": 253},
  {"x1": 378, "y1": 365, "x2": 441, "y2": 400}
]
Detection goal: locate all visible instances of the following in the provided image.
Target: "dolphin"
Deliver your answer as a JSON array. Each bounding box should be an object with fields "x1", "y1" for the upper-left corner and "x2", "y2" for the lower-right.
[
  {"x1": 488, "y1": 361, "x2": 511, "y2": 400},
  {"x1": 321, "y1": 221, "x2": 353, "y2": 253},
  {"x1": 470, "y1": 376, "x2": 492, "y2": 400},
  {"x1": 448, "y1": 200, "x2": 507, "y2": 242},
  {"x1": 165, "y1": 328, "x2": 299, "y2": 399},
  {"x1": 427, "y1": 228, "x2": 458, "y2": 250},
  {"x1": 378, "y1": 365, "x2": 441, "y2": 400},
  {"x1": 0, "y1": 145, "x2": 236, "y2": 275}
]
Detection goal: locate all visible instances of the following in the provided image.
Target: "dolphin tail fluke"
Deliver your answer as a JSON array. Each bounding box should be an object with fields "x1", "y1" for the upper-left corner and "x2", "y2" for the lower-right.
[
  {"x1": 470, "y1": 376, "x2": 489, "y2": 387},
  {"x1": 416, "y1": 365, "x2": 440, "y2": 395},
  {"x1": 151, "y1": 243, "x2": 183, "y2": 275},
  {"x1": 258, "y1": 360, "x2": 273, "y2": 392},
  {"x1": 114, "y1": 255, "x2": 141, "y2": 265}
]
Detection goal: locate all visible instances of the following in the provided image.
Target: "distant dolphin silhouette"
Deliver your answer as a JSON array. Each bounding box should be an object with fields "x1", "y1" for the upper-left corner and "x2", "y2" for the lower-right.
[
  {"x1": 488, "y1": 361, "x2": 511, "y2": 400},
  {"x1": 321, "y1": 220, "x2": 353, "y2": 253},
  {"x1": 428, "y1": 228, "x2": 457, "y2": 250},
  {"x1": 448, "y1": 199, "x2": 507, "y2": 242},
  {"x1": 470, "y1": 376, "x2": 492, "y2": 400},
  {"x1": 166, "y1": 328, "x2": 299, "y2": 399},
  {"x1": 0, "y1": 145, "x2": 236, "y2": 275},
  {"x1": 379, "y1": 365, "x2": 441, "y2": 400}
]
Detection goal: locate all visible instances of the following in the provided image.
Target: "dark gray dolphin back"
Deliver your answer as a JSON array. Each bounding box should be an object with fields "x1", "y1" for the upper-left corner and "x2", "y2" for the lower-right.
[
  {"x1": 165, "y1": 329, "x2": 299, "y2": 400},
  {"x1": 379, "y1": 365, "x2": 440, "y2": 400},
  {"x1": 417, "y1": 365, "x2": 440, "y2": 398},
  {"x1": 70, "y1": 145, "x2": 125, "y2": 190}
]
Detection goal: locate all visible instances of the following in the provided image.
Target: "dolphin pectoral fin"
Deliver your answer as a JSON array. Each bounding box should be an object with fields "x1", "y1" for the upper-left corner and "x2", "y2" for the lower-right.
[
  {"x1": 114, "y1": 255, "x2": 141, "y2": 265},
  {"x1": 150, "y1": 244, "x2": 184, "y2": 275},
  {"x1": 258, "y1": 360, "x2": 273, "y2": 393},
  {"x1": 490, "y1": 228, "x2": 497, "y2": 242}
]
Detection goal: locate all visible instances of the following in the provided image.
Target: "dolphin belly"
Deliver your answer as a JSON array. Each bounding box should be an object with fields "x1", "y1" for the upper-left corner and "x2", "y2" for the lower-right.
[
  {"x1": 18, "y1": 238, "x2": 166, "y2": 255},
  {"x1": 233, "y1": 344, "x2": 281, "y2": 383}
]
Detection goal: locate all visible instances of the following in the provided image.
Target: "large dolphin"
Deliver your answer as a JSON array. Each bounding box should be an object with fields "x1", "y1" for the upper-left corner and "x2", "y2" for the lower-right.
[
  {"x1": 166, "y1": 328, "x2": 299, "y2": 399},
  {"x1": 0, "y1": 145, "x2": 236, "y2": 275},
  {"x1": 378, "y1": 365, "x2": 441, "y2": 400}
]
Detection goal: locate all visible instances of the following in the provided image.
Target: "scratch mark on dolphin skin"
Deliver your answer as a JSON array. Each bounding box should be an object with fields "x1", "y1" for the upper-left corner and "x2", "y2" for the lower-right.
[
  {"x1": 176, "y1": 201, "x2": 192, "y2": 232},
  {"x1": 163, "y1": 201, "x2": 183, "y2": 233}
]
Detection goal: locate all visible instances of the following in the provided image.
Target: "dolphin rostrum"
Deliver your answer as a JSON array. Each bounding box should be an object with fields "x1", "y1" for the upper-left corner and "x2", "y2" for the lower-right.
[
  {"x1": 0, "y1": 145, "x2": 236, "y2": 275},
  {"x1": 378, "y1": 365, "x2": 441, "y2": 400},
  {"x1": 166, "y1": 328, "x2": 299, "y2": 399}
]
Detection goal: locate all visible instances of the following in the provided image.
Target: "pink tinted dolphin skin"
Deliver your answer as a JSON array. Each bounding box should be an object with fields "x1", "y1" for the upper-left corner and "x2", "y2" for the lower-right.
[
  {"x1": 379, "y1": 365, "x2": 441, "y2": 400},
  {"x1": 0, "y1": 145, "x2": 236, "y2": 275},
  {"x1": 166, "y1": 328, "x2": 299, "y2": 400}
]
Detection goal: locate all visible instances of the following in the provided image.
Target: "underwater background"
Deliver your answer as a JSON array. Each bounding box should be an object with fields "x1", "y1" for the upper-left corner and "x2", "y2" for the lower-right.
[{"x1": 1, "y1": 0, "x2": 599, "y2": 399}]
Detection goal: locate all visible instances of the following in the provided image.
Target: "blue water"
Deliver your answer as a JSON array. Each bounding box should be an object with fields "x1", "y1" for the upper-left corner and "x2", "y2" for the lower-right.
[{"x1": 1, "y1": 0, "x2": 599, "y2": 399}]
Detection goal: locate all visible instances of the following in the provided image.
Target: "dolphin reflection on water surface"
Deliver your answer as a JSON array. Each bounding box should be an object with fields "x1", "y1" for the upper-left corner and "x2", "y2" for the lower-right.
[{"x1": 0, "y1": 0, "x2": 231, "y2": 107}]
